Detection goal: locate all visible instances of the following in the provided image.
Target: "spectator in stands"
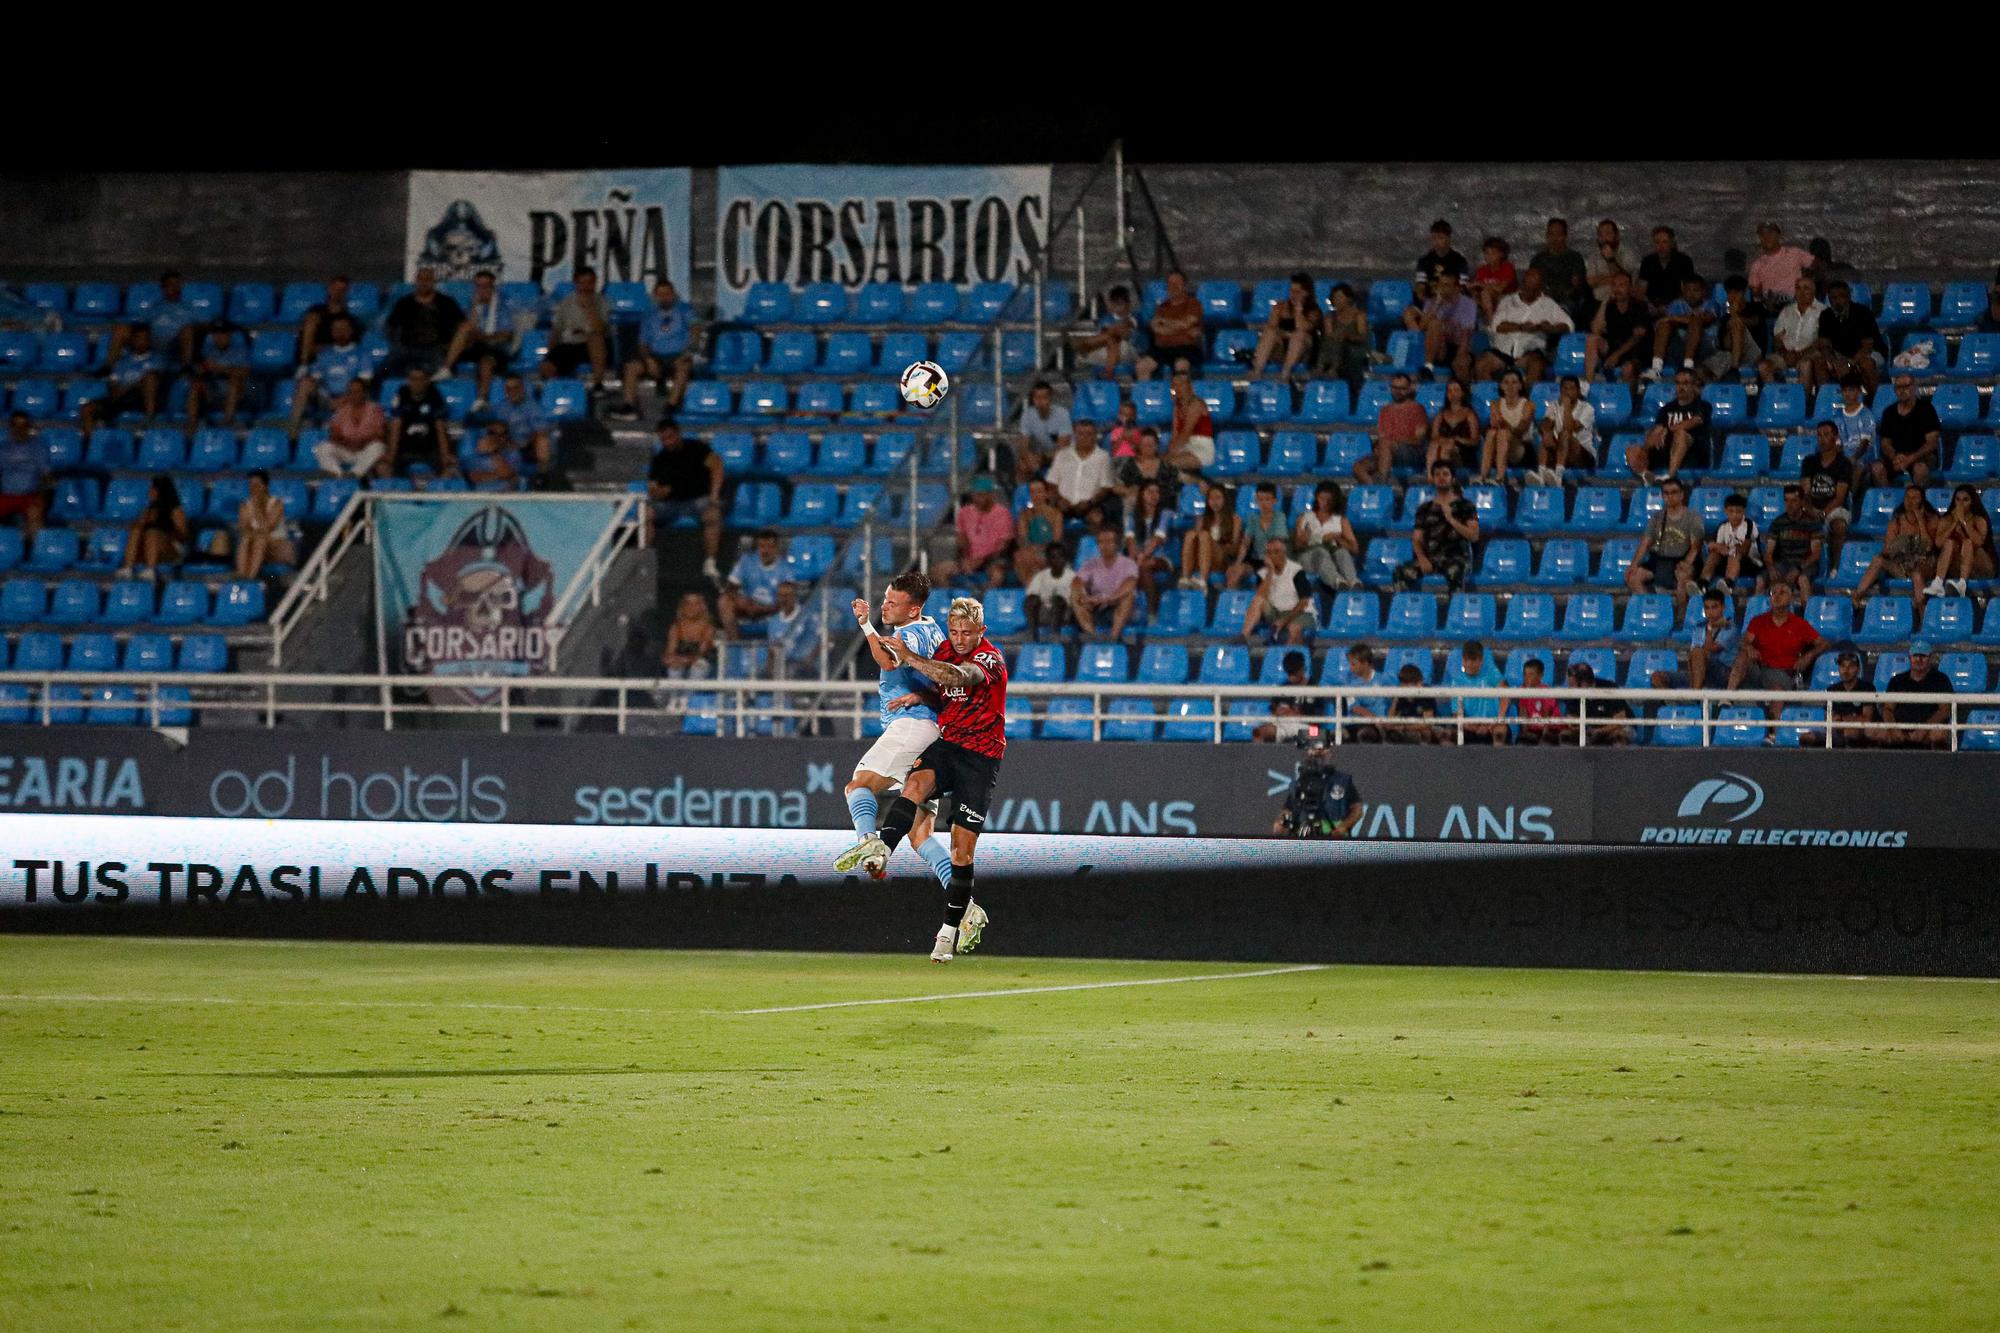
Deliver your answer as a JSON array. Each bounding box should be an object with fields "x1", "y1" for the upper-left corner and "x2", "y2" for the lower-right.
[
  {"x1": 1585, "y1": 218, "x2": 1640, "y2": 310},
  {"x1": 1387, "y1": 662, "x2": 1444, "y2": 743},
  {"x1": 1686, "y1": 589, "x2": 1741, "y2": 690},
  {"x1": 1638, "y1": 225, "x2": 1697, "y2": 311},
  {"x1": 1529, "y1": 218, "x2": 1590, "y2": 324},
  {"x1": 108, "y1": 270, "x2": 199, "y2": 369},
  {"x1": 1700, "y1": 491, "x2": 1762, "y2": 593},
  {"x1": 1795, "y1": 648, "x2": 1873, "y2": 748},
  {"x1": 1627, "y1": 369, "x2": 1713, "y2": 482},
  {"x1": 1024, "y1": 542, "x2": 1075, "y2": 641},
  {"x1": 611, "y1": 278, "x2": 696, "y2": 421},
  {"x1": 313, "y1": 379, "x2": 386, "y2": 478},
  {"x1": 1073, "y1": 285, "x2": 1140, "y2": 378},
  {"x1": 1233, "y1": 483, "x2": 1289, "y2": 588},
  {"x1": 1586, "y1": 270, "x2": 1652, "y2": 384},
  {"x1": 290, "y1": 314, "x2": 368, "y2": 433},
  {"x1": 232, "y1": 469, "x2": 295, "y2": 580},
  {"x1": 1872, "y1": 640, "x2": 1955, "y2": 748},
  {"x1": 118, "y1": 475, "x2": 189, "y2": 581},
  {"x1": 1829, "y1": 372, "x2": 1877, "y2": 464},
  {"x1": 1800, "y1": 421, "x2": 1856, "y2": 563},
  {"x1": 1254, "y1": 651, "x2": 1320, "y2": 743},
  {"x1": 1980, "y1": 269, "x2": 2000, "y2": 334},
  {"x1": 719, "y1": 529, "x2": 787, "y2": 637},
  {"x1": 494, "y1": 373, "x2": 553, "y2": 473},
  {"x1": 1107, "y1": 399, "x2": 1144, "y2": 457},
  {"x1": 1626, "y1": 476, "x2": 1703, "y2": 615},
  {"x1": 1314, "y1": 283, "x2": 1370, "y2": 396},
  {"x1": 1532, "y1": 375, "x2": 1595, "y2": 484},
  {"x1": 1340, "y1": 643, "x2": 1390, "y2": 743},
  {"x1": 1395, "y1": 461, "x2": 1479, "y2": 591},
  {"x1": 1748, "y1": 223, "x2": 1814, "y2": 311},
  {"x1": 647, "y1": 418, "x2": 725, "y2": 579},
  {"x1": 1294, "y1": 480, "x2": 1361, "y2": 593},
  {"x1": 1013, "y1": 478, "x2": 1060, "y2": 587},
  {"x1": 1251, "y1": 271, "x2": 1321, "y2": 380},
  {"x1": 1854, "y1": 483, "x2": 1937, "y2": 609},
  {"x1": 662, "y1": 592, "x2": 718, "y2": 682},
  {"x1": 1071, "y1": 524, "x2": 1139, "y2": 639},
  {"x1": 456, "y1": 420, "x2": 521, "y2": 486},
  {"x1": 1166, "y1": 370, "x2": 1216, "y2": 478},
  {"x1": 1926, "y1": 485, "x2": 1996, "y2": 599},
  {"x1": 1729, "y1": 579, "x2": 1825, "y2": 706},
  {"x1": 1762, "y1": 483, "x2": 1824, "y2": 600},
  {"x1": 440, "y1": 271, "x2": 526, "y2": 413},
  {"x1": 1357, "y1": 372, "x2": 1428, "y2": 484},
  {"x1": 1047, "y1": 418, "x2": 1116, "y2": 529},
  {"x1": 382, "y1": 266, "x2": 466, "y2": 380},
  {"x1": 1446, "y1": 639, "x2": 1509, "y2": 744},
  {"x1": 1411, "y1": 220, "x2": 1469, "y2": 304},
  {"x1": 1805, "y1": 238, "x2": 1856, "y2": 294},
  {"x1": 1477, "y1": 267, "x2": 1572, "y2": 383},
  {"x1": 1872, "y1": 374, "x2": 1941, "y2": 489},
  {"x1": 1123, "y1": 479, "x2": 1176, "y2": 612},
  {"x1": 1179, "y1": 481, "x2": 1244, "y2": 589},
  {"x1": 1706, "y1": 275, "x2": 1765, "y2": 383},
  {"x1": 1767, "y1": 276, "x2": 1829, "y2": 388},
  {"x1": 1138, "y1": 269, "x2": 1203, "y2": 380},
  {"x1": 386, "y1": 367, "x2": 452, "y2": 477},
  {"x1": 969, "y1": 431, "x2": 1016, "y2": 485},
  {"x1": 1816, "y1": 281, "x2": 1883, "y2": 390},
  {"x1": 1406, "y1": 271, "x2": 1476, "y2": 382},
  {"x1": 1647, "y1": 273, "x2": 1718, "y2": 383},
  {"x1": 1427, "y1": 378, "x2": 1480, "y2": 473},
  {"x1": 1470, "y1": 235, "x2": 1518, "y2": 325},
  {"x1": 0, "y1": 412, "x2": 48, "y2": 536},
  {"x1": 545, "y1": 267, "x2": 611, "y2": 390},
  {"x1": 184, "y1": 321, "x2": 252, "y2": 426},
  {"x1": 1117, "y1": 426, "x2": 1170, "y2": 505},
  {"x1": 1241, "y1": 537, "x2": 1314, "y2": 645},
  {"x1": 298, "y1": 275, "x2": 361, "y2": 366},
  {"x1": 83, "y1": 325, "x2": 164, "y2": 428},
  {"x1": 1476, "y1": 370, "x2": 1535, "y2": 485},
  {"x1": 766, "y1": 581, "x2": 821, "y2": 677},
  {"x1": 1514, "y1": 657, "x2": 1564, "y2": 744},
  {"x1": 953, "y1": 474, "x2": 1015, "y2": 589},
  {"x1": 1017, "y1": 380, "x2": 1073, "y2": 481},
  {"x1": 1567, "y1": 661, "x2": 1633, "y2": 746}
]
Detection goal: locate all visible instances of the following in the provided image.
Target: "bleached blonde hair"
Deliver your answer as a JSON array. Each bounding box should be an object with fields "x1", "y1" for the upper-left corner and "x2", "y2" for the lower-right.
[{"x1": 946, "y1": 596, "x2": 985, "y2": 626}]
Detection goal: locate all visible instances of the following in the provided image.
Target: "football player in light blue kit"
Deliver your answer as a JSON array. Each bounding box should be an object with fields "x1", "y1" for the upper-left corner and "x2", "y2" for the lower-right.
[{"x1": 842, "y1": 570, "x2": 955, "y2": 887}]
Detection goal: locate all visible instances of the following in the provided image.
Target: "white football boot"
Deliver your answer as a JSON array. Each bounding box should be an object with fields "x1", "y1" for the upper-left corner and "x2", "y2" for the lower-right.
[
  {"x1": 930, "y1": 926, "x2": 956, "y2": 964},
  {"x1": 834, "y1": 835, "x2": 889, "y2": 875},
  {"x1": 955, "y1": 899, "x2": 989, "y2": 954}
]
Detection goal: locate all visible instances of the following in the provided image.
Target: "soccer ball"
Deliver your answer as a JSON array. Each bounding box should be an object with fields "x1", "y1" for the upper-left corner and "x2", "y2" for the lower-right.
[{"x1": 899, "y1": 360, "x2": 950, "y2": 410}]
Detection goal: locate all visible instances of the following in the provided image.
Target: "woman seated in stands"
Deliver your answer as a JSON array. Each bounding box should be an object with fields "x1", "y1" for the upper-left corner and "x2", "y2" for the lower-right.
[
  {"x1": 1852, "y1": 484, "x2": 1936, "y2": 610},
  {"x1": 119, "y1": 475, "x2": 188, "y2": 581},
  {"x1": 1313, "y1": 283, "x2": 1370, "y2": 396},
  {"x1": 232, "y1": 469, "x2": 297, "y2": 580},
  {"x1": 1426, "y1": 378, "x2": 1480, "y2": 473},
  {"x1": 1476, "y1": 370, "x2": 1535, "y2": 485},
  {"x1": 1012, "y1": 477, "x2": 1060, "y2": 587},
  {"x1": 1250, "y1": 271, "x2": 1321, "y2": 380},
  {"x1": 1925, "y1": 485, "x2": 1997, "y2": 600},
  {"x1": 1122, "y1": 479, "x2": 1176, "y2": 612},
  {"x1": 661, "y1": 593, "x2": 717, "y2": 682},
  {"x1": 1178, "y1": 481, "x2": 1244, "y2": 589}
]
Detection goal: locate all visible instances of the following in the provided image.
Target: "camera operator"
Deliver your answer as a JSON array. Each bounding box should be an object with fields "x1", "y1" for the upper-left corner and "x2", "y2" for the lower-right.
[{"x1": 1272, "y1": 726, "x2": 1365, "y2": 839}]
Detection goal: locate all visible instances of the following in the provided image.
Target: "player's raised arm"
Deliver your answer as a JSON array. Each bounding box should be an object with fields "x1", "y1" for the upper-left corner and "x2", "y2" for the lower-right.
[{"x1": 884, "y1": 634, "x2": 987, "y2": 689}]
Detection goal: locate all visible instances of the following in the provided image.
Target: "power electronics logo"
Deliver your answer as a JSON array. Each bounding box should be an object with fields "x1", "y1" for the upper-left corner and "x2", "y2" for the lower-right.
[{"x1": 1642, "y1": 771, "x2": 1908, "y2": 847}]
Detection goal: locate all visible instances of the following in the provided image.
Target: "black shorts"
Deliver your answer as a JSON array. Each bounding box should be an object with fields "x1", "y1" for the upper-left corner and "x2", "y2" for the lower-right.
[
  {"x1": 913, "y1": 738, "x2": 1001, "y2": 832},
  {"x1": 548, "y1": 342, "x2": 594, "y2": 375},
  {"x1": 1644, "y1": 553, "x2": 1688, "y2": 585}
]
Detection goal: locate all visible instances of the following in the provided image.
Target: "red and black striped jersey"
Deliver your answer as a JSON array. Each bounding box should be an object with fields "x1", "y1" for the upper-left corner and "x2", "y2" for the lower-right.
[{"x1": 933, "y1": 635, "x2": 1009, "y2": 758}]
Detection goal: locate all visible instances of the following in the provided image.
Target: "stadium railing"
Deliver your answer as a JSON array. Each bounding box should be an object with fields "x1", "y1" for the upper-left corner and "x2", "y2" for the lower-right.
[{"x1": 0, "y1": 672, "x2": 1991, "y2": 749}]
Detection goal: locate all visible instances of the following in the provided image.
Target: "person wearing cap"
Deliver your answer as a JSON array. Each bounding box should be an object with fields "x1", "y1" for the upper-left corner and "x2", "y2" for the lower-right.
[
  {"x1": 952, "y1": 474, "x2": 1014, "y2": 589},
  {"x1": 1748, "y1": 223, "x2": 1814, "y2": 312},
  {"x1": 1729, "y1": 579, "x2": 1826, "y2": 711},
  {"x1": 1871, "y1": 640, "x2": 1955, "y2": 748},
  {"x1": 1796, "y1": 649, "x2": 1875, "y2": 748}
]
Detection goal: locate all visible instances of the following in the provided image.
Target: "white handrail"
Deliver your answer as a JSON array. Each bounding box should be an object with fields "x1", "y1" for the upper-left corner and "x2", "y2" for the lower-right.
[
  {"x1": 268, "y1": 484, "x2": 371, "y2": 665},
  {"x1": 547, "y1": 493, "x2": 645, "y2": 669}
]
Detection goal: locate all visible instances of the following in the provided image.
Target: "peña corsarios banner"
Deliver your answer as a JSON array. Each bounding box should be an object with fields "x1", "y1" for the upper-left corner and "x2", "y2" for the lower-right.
[
  {"x1": 406, "y1": 168, "x2": 691, "y2": 289},
  {"x1": 372, "y1": 496, "x2": 626, "y2": 703},
  {"x1": 713, "y1": 164, "x2": 1051, "y2": 318}
]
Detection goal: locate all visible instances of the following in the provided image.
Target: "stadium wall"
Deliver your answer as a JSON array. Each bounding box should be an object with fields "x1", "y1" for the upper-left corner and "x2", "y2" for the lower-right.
[
  {"x1": 5, "y1": 160, "x2": 1997, "y2": 287},
  {"x1": 0, "y1": 727, "x2": 1988, "y2": 849}
]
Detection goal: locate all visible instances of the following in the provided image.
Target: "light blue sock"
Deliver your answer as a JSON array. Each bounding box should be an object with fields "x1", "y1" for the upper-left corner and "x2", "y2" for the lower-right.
[
  {"x1": 919, "y1": 836, "x2": 954, "y2": 889},
  {"x1": 845, "y1": 788, "x2": 879, "y2": 836}
]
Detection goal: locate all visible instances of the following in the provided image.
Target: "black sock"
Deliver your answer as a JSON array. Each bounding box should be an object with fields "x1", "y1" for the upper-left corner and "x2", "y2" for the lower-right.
[
  {"x1": 945, "y1": 862, "x2": 975, "y2": 925},
  {"x1": 878, "y1": 796, "x2": 918, "y2": 853}
]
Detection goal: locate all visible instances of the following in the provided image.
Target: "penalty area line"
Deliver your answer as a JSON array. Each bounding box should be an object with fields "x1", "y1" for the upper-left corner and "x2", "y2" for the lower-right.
[{"x1": 729, "y1": 964, "x2": 1331, "y2": 1015}]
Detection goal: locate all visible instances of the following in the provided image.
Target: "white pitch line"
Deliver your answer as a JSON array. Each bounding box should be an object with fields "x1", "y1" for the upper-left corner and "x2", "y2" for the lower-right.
[
  {"x1": 731, "y1": 964, "x2": 1332, "y2": 1015},
  {"x1": 0, "y1": 993, "x2": 655, "y2": 1015}
]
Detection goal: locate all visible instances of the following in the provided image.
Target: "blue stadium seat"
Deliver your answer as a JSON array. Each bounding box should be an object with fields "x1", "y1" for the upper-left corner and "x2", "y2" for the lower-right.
[
  {"x1": 175, "y1": 633, "x2": 221, "y2": 675},
  {"x1": 240, "y1": 428, "x2": 292, "y2": 472},
  {"x1": 706, "y1": 432, "x2": 755, "y2": 474},
  {"x1": 1444, "y1": 592, "x2": 1497, "y2": 639},
  {"x1": 208, "y1": 581, "x2": 266, "y2": 627},
  {"x1": 1194, "y1": 280, "x2": 1243, "y2": 326},
  {"x1": 1013, "y1": 643, "x2": 1065, "y2": 683},
  {"x1": 762, "y1": 432, "x2": 813, "y2": 475},
  {"x1": 1378, "y1": 330, "x2": 1423, "y2": 377},
  {"x1": 1202, "y1": 328, "x2": 1253, "y2": 374},
  {"x1": 51, "y1": 477, "x2": 99, "y2": 524},
  {"x1": 1153, "y1": 698, "x2": 1215, "y2": 743},
  {"x1": 1479, "y1": 539, "x2": 1530, "y2": 584},
  {"x1": 47, "y1": 579, "x2": 100, "y2": 626},
  {"x1": 1322, "y1": 432, "x2": 1370, "y2": 476},
  {"x1": 1642, "y1": 703, "x2": 1704, "y2": 748},
  {"x1": 1074, "y1": 644, "x2": 1129, "y2": 684},
  {"x1": 1962, "y1": 710, "x2": 2000, "y2": 751},
  {"x1": 24, "y1": 529, "x2": 77, "y2": 573},
  {"x1": 1502, "y1": 646, "x2": 1556, "y2": 686},
  {"x1": 78, "y1": 529, "x2": 125, "y2": 573},
  {"x1": 1346, "y1": 485, "x2": 1396, "y2": 533},
  {"x1": 121, "y1": 633, "x2": 174, "y2": 673},
  {"x1": 1381, "y1": 646, "x2": 1436, "y2": 685},
  {"x1": 1622, "y1": 647, "x2": 1679, "y2": 689},
  {"x1": 1896, "y1": 330, "x2": 1948, "y2": 380},
  {"x1": 741, "y1": 283, "x2": 792, "y2": 324},
  {"x1": 96, "y1": 477, "x2": 145, "y2": 525},
  {"x1": 1871, "y1": 653, "x2": 1910, "y2": 693},
  {"x1": 767, "y1": 331, "x2": 819, "y2": 375},
  {"x1": 1950, "y1": 332, "x2": 2000, "y2": 382},
  {"x1": 798, "y1": 284, "x2": 852, "y2": 325},
  {"x1": 1709, "y1": 434, "x2": 1765, "y2": 480},
  {"x1": 1151, "y1": 589, "x2": 1206, "y2": 636},
  {"x1": 1495, "y1": 593, "x2": 1557, "y2": 642},
  {"x1": 847, "y1": 383, "x2": 902, "y2": 418},
  {"x1": 103, "y1": 580, "x2": 155, "y2": 627},
  {"x1": 1939, "y1": 282, "x2": 1987, "y2": 329},
  {"x1": 67, "y1": 632, "x2": 118, "y2": 673},
  {"x1": 1946, "y1": 435, "x2": 1999, "y2": 482},
  {"x1": 227, "y1": 281, "x2": 276, "y2": 325},
  {"x1": 1381, "y1": 592, "x2": 1439, "y2": 641},
  {"x1": 277, "y1": 281, "x2": 325, "y2": 323},
  {"x1": 853, "y1": 282, "x2": 903, "y2": 324},
  {"x1": 836, "y1": 484, "x2": 884, "y2": 528},
  {"x1": 1878, "y1": 282, "x2": 1931, "y2": 329},
  {"x1": 1804, "y1": 595, "x2": 1855, "y2": 641},
  {"x1": 1687, "y1": 486, "x2": 1729, "y2": 528},
  {"x1": 188, "y1": 427, "x2": 238, "y2": 472},
  {"x1": 1130, "y1": 381, "x2": 1172, "y2": 428},
  {"x1": 1036, "y1": 698, "x2": 1092, "y2": 742},
  {"x1": 1933, "y1": 382, "x2": 1982, "y2": 429},
  {"x1": 1522, "y1": 539, "x2": 1583, "y2": 588},
  {"x1": 1240, "y1": 381, "x2": 1289, "y2": 428},
  {"x1": 156, "y1": 581, "x2": 210, "y2": 626},
  {"x1": 1361, "y1": 538, "x2": 1411, "y2": 586},
  {"x1": 1265, "y1": 431, "x2": 1313, "y2": 476},
  {"x1": 1754, "y1": 382, "x2": 1807, "y2": 429},
  {"x1": 906, "y1": 283, "x2": 958, "y2": 324},
  {"x1": 980, "y1": 588, "x2": 1025, "y2": 638},
  {"x1": 782, "y1": 534, "x2": 834, "y2": 582},
  {"x1": 1298, "y1": 381, "x2": 1349, "y2": 426},
  {"x1": 1588, "y1": 382, "x2": 1632, "y2": 429},
  {"x1": 1548, "y1": 332, "x2": 1589, "y2": 378},
  {"x1": 1559, "y1": 592, "x2": 1615, "y2": 641},
  {"x1": 13, "y1": 631, "x2": 62, "y2": 672},
  {"x1": 1702, "y1": 383, "x2": 1749, "y2": 430},
  {"x1": 1587, "y1": 538, "x2": 1641, "y2": 588},
  {"x1": 1322, "y1": 591, "x2": 1378, "y2": 639},
  {"x1": 1366, "y1": 280, "x2": 1414, "y2": 327},
  {"x1": 709, "y1": 331, "x2": 761, "y2": 376},
  {"x1": 71, "y1": 282, "x2": 122, "y2": 322},
  {"x1": 0, "y1": 330, "x2": 38, "y2": 371},
  {"x1": 1616, "y1": 593, "x2": 1675, "y2": 643},
  {"x1": 0, "y1": 530, "x2": 21, "y2": 575},
  {"x1": 875, "y1": 331, "x2": 928, "y2": 373},
  {"x1": 23, "y1": 283, "x2": 69, "y2": 318},
  {"x1": 1205, "y1": 590, "x2": 1254, "y2": 636},
  {"x1": 1942, "y1": 652, "x2": 1989, "y2": 693},
  {"x1": 1514, "y1": 487, "x2": 1566, "y2": 534},
  {"x1": 1197, "y1": 643, "x2": 1251, "y2": 684},
  {"x1": 1212, "y1": 431, "x2": 1259, "y2": 478},
  {"x1": 9, "y1": 379, "x2": 58, "y2": 420},
  {"x1": 954, "y1": 283, "x2": 1010, "y2": 324},
  {"x1": 1354, "y1": 380, "x2": 1394, "y2": 427},
  {"x1": 865, "y1": 432, "x2": 916, "y2": 476},
  {"x1": 1920, "y1": 595, "x2": 1977, "y2": 645},
  {"x1": 1854, "y1": 596, "x2": 1914, "y2": 645},
  {"x1": 0, "y1": 579, "x2": 46, "y2": 625},
  {"x1": 35, "y1": 331, "x2": 92, "y2": 374},
  {"x1": 1713, "y1": 706, "x2": 1768, "y2": 748},
  {"x1": 1773, "y1": 434, "x2": 1814, "y2": 477},
  {"x1": 311, "y1": 478, "x2": 359, "y2": 522},
  {"x1": 1564, "y1": 488, "x2": 1617, "y2": 534}
]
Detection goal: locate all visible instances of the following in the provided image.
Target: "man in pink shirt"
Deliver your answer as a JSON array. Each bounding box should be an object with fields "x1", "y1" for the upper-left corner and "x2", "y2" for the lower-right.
[
  {"x1": 1747, "y1": 222, "x2": 1813, "y2": 312},
  {"x1": 954, "y1": 474, "x2": 1015, "y2": 587},
  {"x1": 1356, "y1": 372, "x2": 1429, "y2": 484},
  {"x1": 314, "y1": 378, "x2": 387, "y2": 477},
  {"x1": 1070, "y1": 524, "x2": 1140, "y2": 639}
]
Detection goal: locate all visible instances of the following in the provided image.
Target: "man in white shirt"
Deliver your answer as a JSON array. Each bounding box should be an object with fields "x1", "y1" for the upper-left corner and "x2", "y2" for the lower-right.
[
  {"x1": 1477, "y1": 268, "x2": 1574, "y2": 380},
  {"x1": 1767, "y1": 277, "x2": 1828, "y2": 389},
  {"x1": 1045, "y1": 419, "x2": 1115, "y2": 529},
  {"x1": 1016, "y1": 380, "x2": 1073, "y2": 482},
  {"x1": 1241, "y1": 537, "x2": 1316, "y2": 645},
  {"x1": 1024, "y1": 543, "x2": 1076, "y2": 641}
]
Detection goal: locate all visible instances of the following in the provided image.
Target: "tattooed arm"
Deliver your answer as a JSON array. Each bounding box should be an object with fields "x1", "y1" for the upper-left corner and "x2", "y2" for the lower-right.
[{"x1": 884, "y1": 636, "x2": 987, "y2": 689}]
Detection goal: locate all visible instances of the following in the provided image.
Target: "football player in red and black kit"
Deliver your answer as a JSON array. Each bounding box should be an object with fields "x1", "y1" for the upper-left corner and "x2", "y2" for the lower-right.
[{"x1": 832, "y1": 596, "x2": 1008, "y2": 962}]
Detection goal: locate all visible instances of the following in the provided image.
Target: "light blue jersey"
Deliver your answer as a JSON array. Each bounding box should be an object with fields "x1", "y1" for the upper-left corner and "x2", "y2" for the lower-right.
[{"x1": 879, "y1": 615, "x2": 944, "y2": 725}]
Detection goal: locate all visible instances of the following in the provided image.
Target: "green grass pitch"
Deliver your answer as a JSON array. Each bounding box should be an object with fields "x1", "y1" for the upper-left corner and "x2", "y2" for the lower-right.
[{"x1": 1, "y1": 936, "x2": 1996, "y2": 1331}]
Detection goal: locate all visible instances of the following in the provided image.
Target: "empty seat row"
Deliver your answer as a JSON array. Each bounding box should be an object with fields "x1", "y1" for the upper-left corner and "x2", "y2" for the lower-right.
[
  {"x1": 680, "y1": 379, "x2": 963, "y2": 423},
  {"x1": 708, "y1": 329, "x2": 1039, "y2": 378},
  {"x1": 736, "y1": 281, "x2": 1068, "y2": 327},
  {"x1": 0, "y1": 577, "x2": 266, "y2": 628},
  {"x1": 0, "y1": 630, "x2": 227, "y2": 673}
]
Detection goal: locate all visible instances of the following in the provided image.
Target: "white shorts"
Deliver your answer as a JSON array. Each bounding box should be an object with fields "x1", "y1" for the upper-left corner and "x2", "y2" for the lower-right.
[
  {"x1": 1182, "y1": 434, "x2": 1216, "y2": 467},
  {"x1": 854, "y1": 716, "x2": 940, "y2": 782}
]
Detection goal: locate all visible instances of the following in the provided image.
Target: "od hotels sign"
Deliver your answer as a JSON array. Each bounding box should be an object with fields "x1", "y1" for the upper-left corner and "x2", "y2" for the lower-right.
[{"x1": 714, "y1": 164, "x2": 1052, "y2": 318}]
